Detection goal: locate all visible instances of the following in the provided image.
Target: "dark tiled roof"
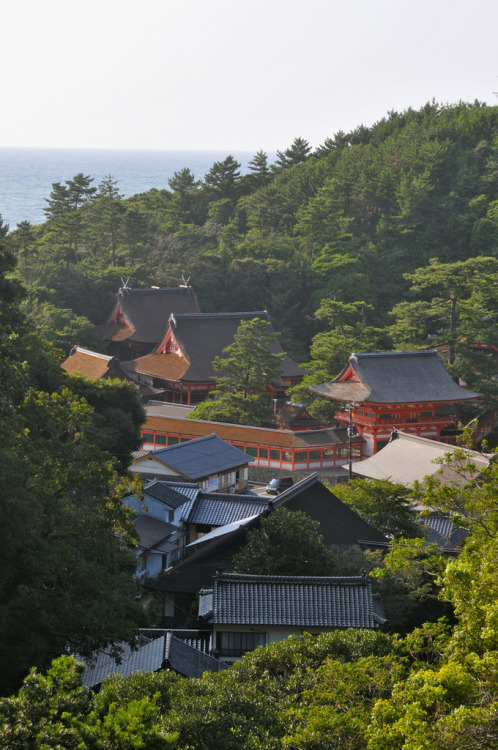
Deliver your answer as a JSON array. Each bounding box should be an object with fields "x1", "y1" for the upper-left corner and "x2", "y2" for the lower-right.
[
  {"x1": 422, "y1": 513, "x2": 470, "y2": 550},
  {"x1": 144, "y1": 479, "x2": 193, "y2": 509},
  {"x1": 99, "y1": 286, "x2": 201, "y2": 344},
  {"x1": 311, "y1": 351, "x2": 482, "y2": 404},
  {"x1": 210, "y1": 572, "x2": 385, "y2": 628},
  {"x1": 80, "y1": 630, "x2": 224, "y2": 687},
  {"x1": 146, "y1": 475, "x2": 388, "y2": 595},
  {"x1": 185, "y1": 494, "x2": 270, "y2": 526},
  {"x1": 145, "y1": 434, "x2": 249, "y2": 480},
  {"x1": 134, "y1": 515, "x2": 176, "y2": 552}
]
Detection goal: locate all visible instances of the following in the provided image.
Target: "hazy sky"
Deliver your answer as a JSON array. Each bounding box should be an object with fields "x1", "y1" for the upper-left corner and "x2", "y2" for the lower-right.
[{"x1": 2, "y1": 0, "x2": 497, "y2": 152}]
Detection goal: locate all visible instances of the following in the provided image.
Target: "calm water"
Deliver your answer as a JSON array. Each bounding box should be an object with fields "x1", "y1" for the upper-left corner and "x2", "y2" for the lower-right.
[{"x1": 0, "y1": 147, "x2": 266, "y2": 229}]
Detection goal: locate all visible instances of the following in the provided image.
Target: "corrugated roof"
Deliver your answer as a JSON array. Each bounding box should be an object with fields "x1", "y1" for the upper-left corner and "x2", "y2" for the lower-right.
[
  {"x1": 210, "y1": 572, "x2": 385, "y2": 628},
  {"x1": 311, "y1": 351, "x2": 482, "y2": 404},
  {"x1": 142, "y1": 434, "x2": 249, "y2": 480}
]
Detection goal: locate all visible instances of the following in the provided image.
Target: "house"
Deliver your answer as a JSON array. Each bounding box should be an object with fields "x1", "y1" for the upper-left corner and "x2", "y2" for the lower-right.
[
  {"x1": 80, "y1": 629, "x2": 226, "y2": 688},
  {"x1": 141, "y1": 401, "x2": 365, "y2": 471},
  {"x1": 198, "y1": 572, "x2": 386, "y2": 662},
  {"x1": 130, "y1": 433, "x2": 251, "y2": 491},
  {"x1": 121, "y1": 311, "x2": 304, "y2": 405},
  {"x1": 352, "y1": 430, "x2": 493, "y2": 487},
  {"x1": 96, "y1": 284, "x2": 201, "y2": 361},
  {"x1": 310, "y1": 351, "x2": 482, "y2": 455},
  {"x1": 144, "y1": 474, "x2": 389, "y2": 627}
]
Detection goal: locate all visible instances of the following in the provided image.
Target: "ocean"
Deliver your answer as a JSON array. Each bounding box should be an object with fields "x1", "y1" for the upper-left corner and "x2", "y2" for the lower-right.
[{"x1": 0, "y1": 147, "x2": 266, "y2": 229}]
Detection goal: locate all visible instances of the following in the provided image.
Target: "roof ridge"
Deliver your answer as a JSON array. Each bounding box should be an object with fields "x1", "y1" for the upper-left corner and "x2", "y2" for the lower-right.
[
  {"x1": 216, "y1": 572, "x2": 369, "y2": 584},
  {"x1": 71, "y1": 346, "x2": 113, "y2": 361},
  {"x1": 170, "y1": 311, "x2": 269, "y2": 321}
]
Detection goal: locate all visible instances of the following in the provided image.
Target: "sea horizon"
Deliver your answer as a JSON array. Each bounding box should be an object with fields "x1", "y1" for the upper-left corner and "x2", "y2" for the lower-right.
[{"x1": 0, "y1": 146, "x2": 271, "y2": 229}]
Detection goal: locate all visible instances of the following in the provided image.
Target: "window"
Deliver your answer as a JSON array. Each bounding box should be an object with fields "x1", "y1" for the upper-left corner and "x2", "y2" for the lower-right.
[
  {"x1": 420, "y1": 411, "x2": 433, "y2": 417},
  {"x1": 142, "y1": 433, "x2": 154, "y2": 443},
  {"x1": 245, "y1": 446, "x2": 258, "y2": 457},
  {"x1": 259, "y1": 448, "x2": 268, "y2": 459},
  {"x1": 323, "y1": 449, "x2": 335, "y2": 459},
  {"x1": 377, "y1": 440, "x2": 389, "y2": 450},
  {"x1": 309, "y1": 450, "x2": 321, "y2": 460},
  {"x1": 216, "y1": 631, "x2": 266, "y2": 657},
  {"x1": 155, "y1": 434, "x2": 167, "y2": 445},
  {"x1": 366, "y1": 412, "x2": 375, "y2": 418},
  {"x1": 294, "y1": 451, "x2": 308, "y2": 461},
  {"x1": 379, "y1": 413, "x2": 392, "y2": 420},
  {"x1": 168, "y1": 436, "x2": 179, "y2": 445},
  {"x1": 282, "y1": 451, "x2": 292, "y2": 462},
  {"x1": 269, "y1": 449, "x2": 281, "y2": 461}
]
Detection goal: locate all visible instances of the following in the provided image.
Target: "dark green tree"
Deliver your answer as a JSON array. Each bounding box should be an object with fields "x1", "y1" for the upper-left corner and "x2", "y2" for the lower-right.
[
  {"x1": 247, "y1": 149, "x2": 271, "y2": 187},
  {"x1": 204, "y1": 155, "x2": 241, "y2": 199},
  {"x1": 232, "y1": 507, "x2": 338, "y2": 575},
  {"x1": 275, "y1": 136, "x2": 312, "y2": 168}
]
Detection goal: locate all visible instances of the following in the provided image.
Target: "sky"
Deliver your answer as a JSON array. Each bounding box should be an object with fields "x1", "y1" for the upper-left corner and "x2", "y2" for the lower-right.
[{"x1": 1, "y1": 0, "x2": 497, "y2": 152}]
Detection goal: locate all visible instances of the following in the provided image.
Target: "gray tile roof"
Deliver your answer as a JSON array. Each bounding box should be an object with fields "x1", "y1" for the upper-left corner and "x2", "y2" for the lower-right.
[
  {"x1": 80, "y1": 630, "x2": 225, "y2": 687},
  {"x1": 134, "y1": 515, "x2": 176, "y2": 552},
  {"x1": 210, "y1": 572, "x2": 386, "y2": 629},
  {"x1": 148, "y1": 434, "x2": 249, "y2": 480},
  {"x1": 422, "y1": 513, "x2": 470, "y2": 550},
  {"x1": 311, "y1": 351, "x2": 482, "y2": 404},
  {"x1": 144, "y1": 479, "x2": 192, "y2": 509},
  {"x1": 185, "y1": 493, "x2": 269, "y2": 526}
]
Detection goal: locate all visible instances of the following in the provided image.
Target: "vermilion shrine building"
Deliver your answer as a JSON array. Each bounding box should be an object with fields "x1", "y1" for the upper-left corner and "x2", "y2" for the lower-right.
[
  {"x1": 310, "y1": 351, "x2": 482, "y2": 456},
  {"x1": 121, "y1": 311, "x2": 304, "y2": 406},
  {"x1": 96, "y1": 285, "x2": 201, "y2": 361}
]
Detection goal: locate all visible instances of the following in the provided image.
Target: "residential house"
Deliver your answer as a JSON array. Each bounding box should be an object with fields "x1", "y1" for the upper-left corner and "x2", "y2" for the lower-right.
[
  {"x1": 310, "y1": 351, "x2": 481, "y2": 455},
  {"x1": 81, "y1": 629, "x2": 226, "y2": 688},
  {"x1": 145, "y1": 474, "x2": 389, "y2": 627},
  {"x1": 130, "y1": 433, "x2": 250, "y2": 491},
  {"x1": 198, "y1": 572, "x2": 386, "y2": 662},
  {"x1": 121, "y1": 311, "x2": 304, "y2": 405},
  {"x1": 96, "y1": 284, "x2": 201, "y2": 361}
]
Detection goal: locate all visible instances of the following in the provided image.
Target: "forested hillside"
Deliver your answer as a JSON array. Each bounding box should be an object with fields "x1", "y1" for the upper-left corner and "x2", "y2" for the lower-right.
[{"x1": 5, "y1": 102, "x2": 498, "y2": 378}]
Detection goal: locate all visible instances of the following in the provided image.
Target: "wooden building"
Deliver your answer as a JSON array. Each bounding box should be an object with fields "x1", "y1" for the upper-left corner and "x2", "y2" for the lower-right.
[
  {"x1": 310, "y1": 351, "x2": 482, "y2": 455},
  {"x1": 140, "y1": 402, "x2": 365, "y2": 471},
  {"x1": 96, "y1": 284, "x2": 201, "y2": 360},
  {"x1": 122, "y1": 311, "x2": 305, "y2": 406}
]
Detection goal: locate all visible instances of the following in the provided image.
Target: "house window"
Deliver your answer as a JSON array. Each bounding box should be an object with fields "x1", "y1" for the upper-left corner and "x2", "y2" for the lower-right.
[
  {"x1": 294, "y1": 451, "x2": 308, "y2": 461},
  {"x1": 259, "y1": 448, "x2": 268, "y2": 459},
  {"x1": 420, "y1": 411, "x2": 433, "y2": 417},
  {"x1": 379, "y1": 413, "x2": 392, "y2": 420},
  {"x1": 309, "y1": 450, "x2": 321, "y2": 460},
  {"x1": 245, "y1": 446, "x2": 258, "y2": 457},
  {"x1": 282, "y1": 451, "x2": 292, "y2": 462},
  {"x1": 269, "y1": 450, "x2": 280, "y2": 461},
  {"x1": 142, "y1": 432, "x2": 154, "y2": 443},
  {"x1": 155, "y1": 434, "x2": 167, "y2": 445},
  {"x1": 168, "y1": 436, "x2": 179, "y2": 445},
  {"x1": 216, "y1": 631, "x2": 266, "y2": 657}
]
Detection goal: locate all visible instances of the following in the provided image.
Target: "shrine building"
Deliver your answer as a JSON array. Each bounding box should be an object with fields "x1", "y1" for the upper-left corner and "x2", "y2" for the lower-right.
[
  {"x1": 310, "y1": 351, "x2": 482, "y2": 456},
  {"x1": 96, "y1": 284, "x2": 201, "y2": 361},
  {"x1": 121, "y1": 311, "x2": 305, "y2": 406}
]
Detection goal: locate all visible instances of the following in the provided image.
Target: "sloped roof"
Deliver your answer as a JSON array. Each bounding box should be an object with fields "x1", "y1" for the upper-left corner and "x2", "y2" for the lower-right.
[
  {"x1": 352, "y1": 430, "x2": 491, "y2": 486},
  {"x1": 144, "y1": 479, "x2": 193, "y2": 509},
  {"x1": 125, "y1": 311, "x2": 304, "y2": 383},
  {"x1": 97, "y1": 286, "x2": 201, "y2": 344},
  {"x1": 134, "y1": 515, "x2": 176, "y2": 552},
  {"x1": 422, "y1": 513, "x2": 470, "y2": 550},
  {"x1": 61, "y1": 347, "x2": 124, "y2": 379},
  {"x1": 209, "y1": 572, "x2": 385, "y2": 628},
  {"x1": 135, "y1": 434, "x2": 249, "y2": 480},
  {"x1": 144, "y1": 407, "x2": 363, "y2": 451},
  {"x1": 185, "y1": 493, "x2": 270, "y2": 526},
  {"x1": 146, "y1": 475, "x2": 388, "y2": 595},
  {"x1": 80, "y1": 630, "x2": 224, "y2": 687},
  {"x1": 310, "y1": 351, "x2": 482, "y2": 404}
]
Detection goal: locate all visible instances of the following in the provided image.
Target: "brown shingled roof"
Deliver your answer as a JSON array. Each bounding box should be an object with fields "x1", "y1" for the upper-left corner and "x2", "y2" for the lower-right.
[{"x1": 61, "y1": 347, "x2": 124, "y2": 380}]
